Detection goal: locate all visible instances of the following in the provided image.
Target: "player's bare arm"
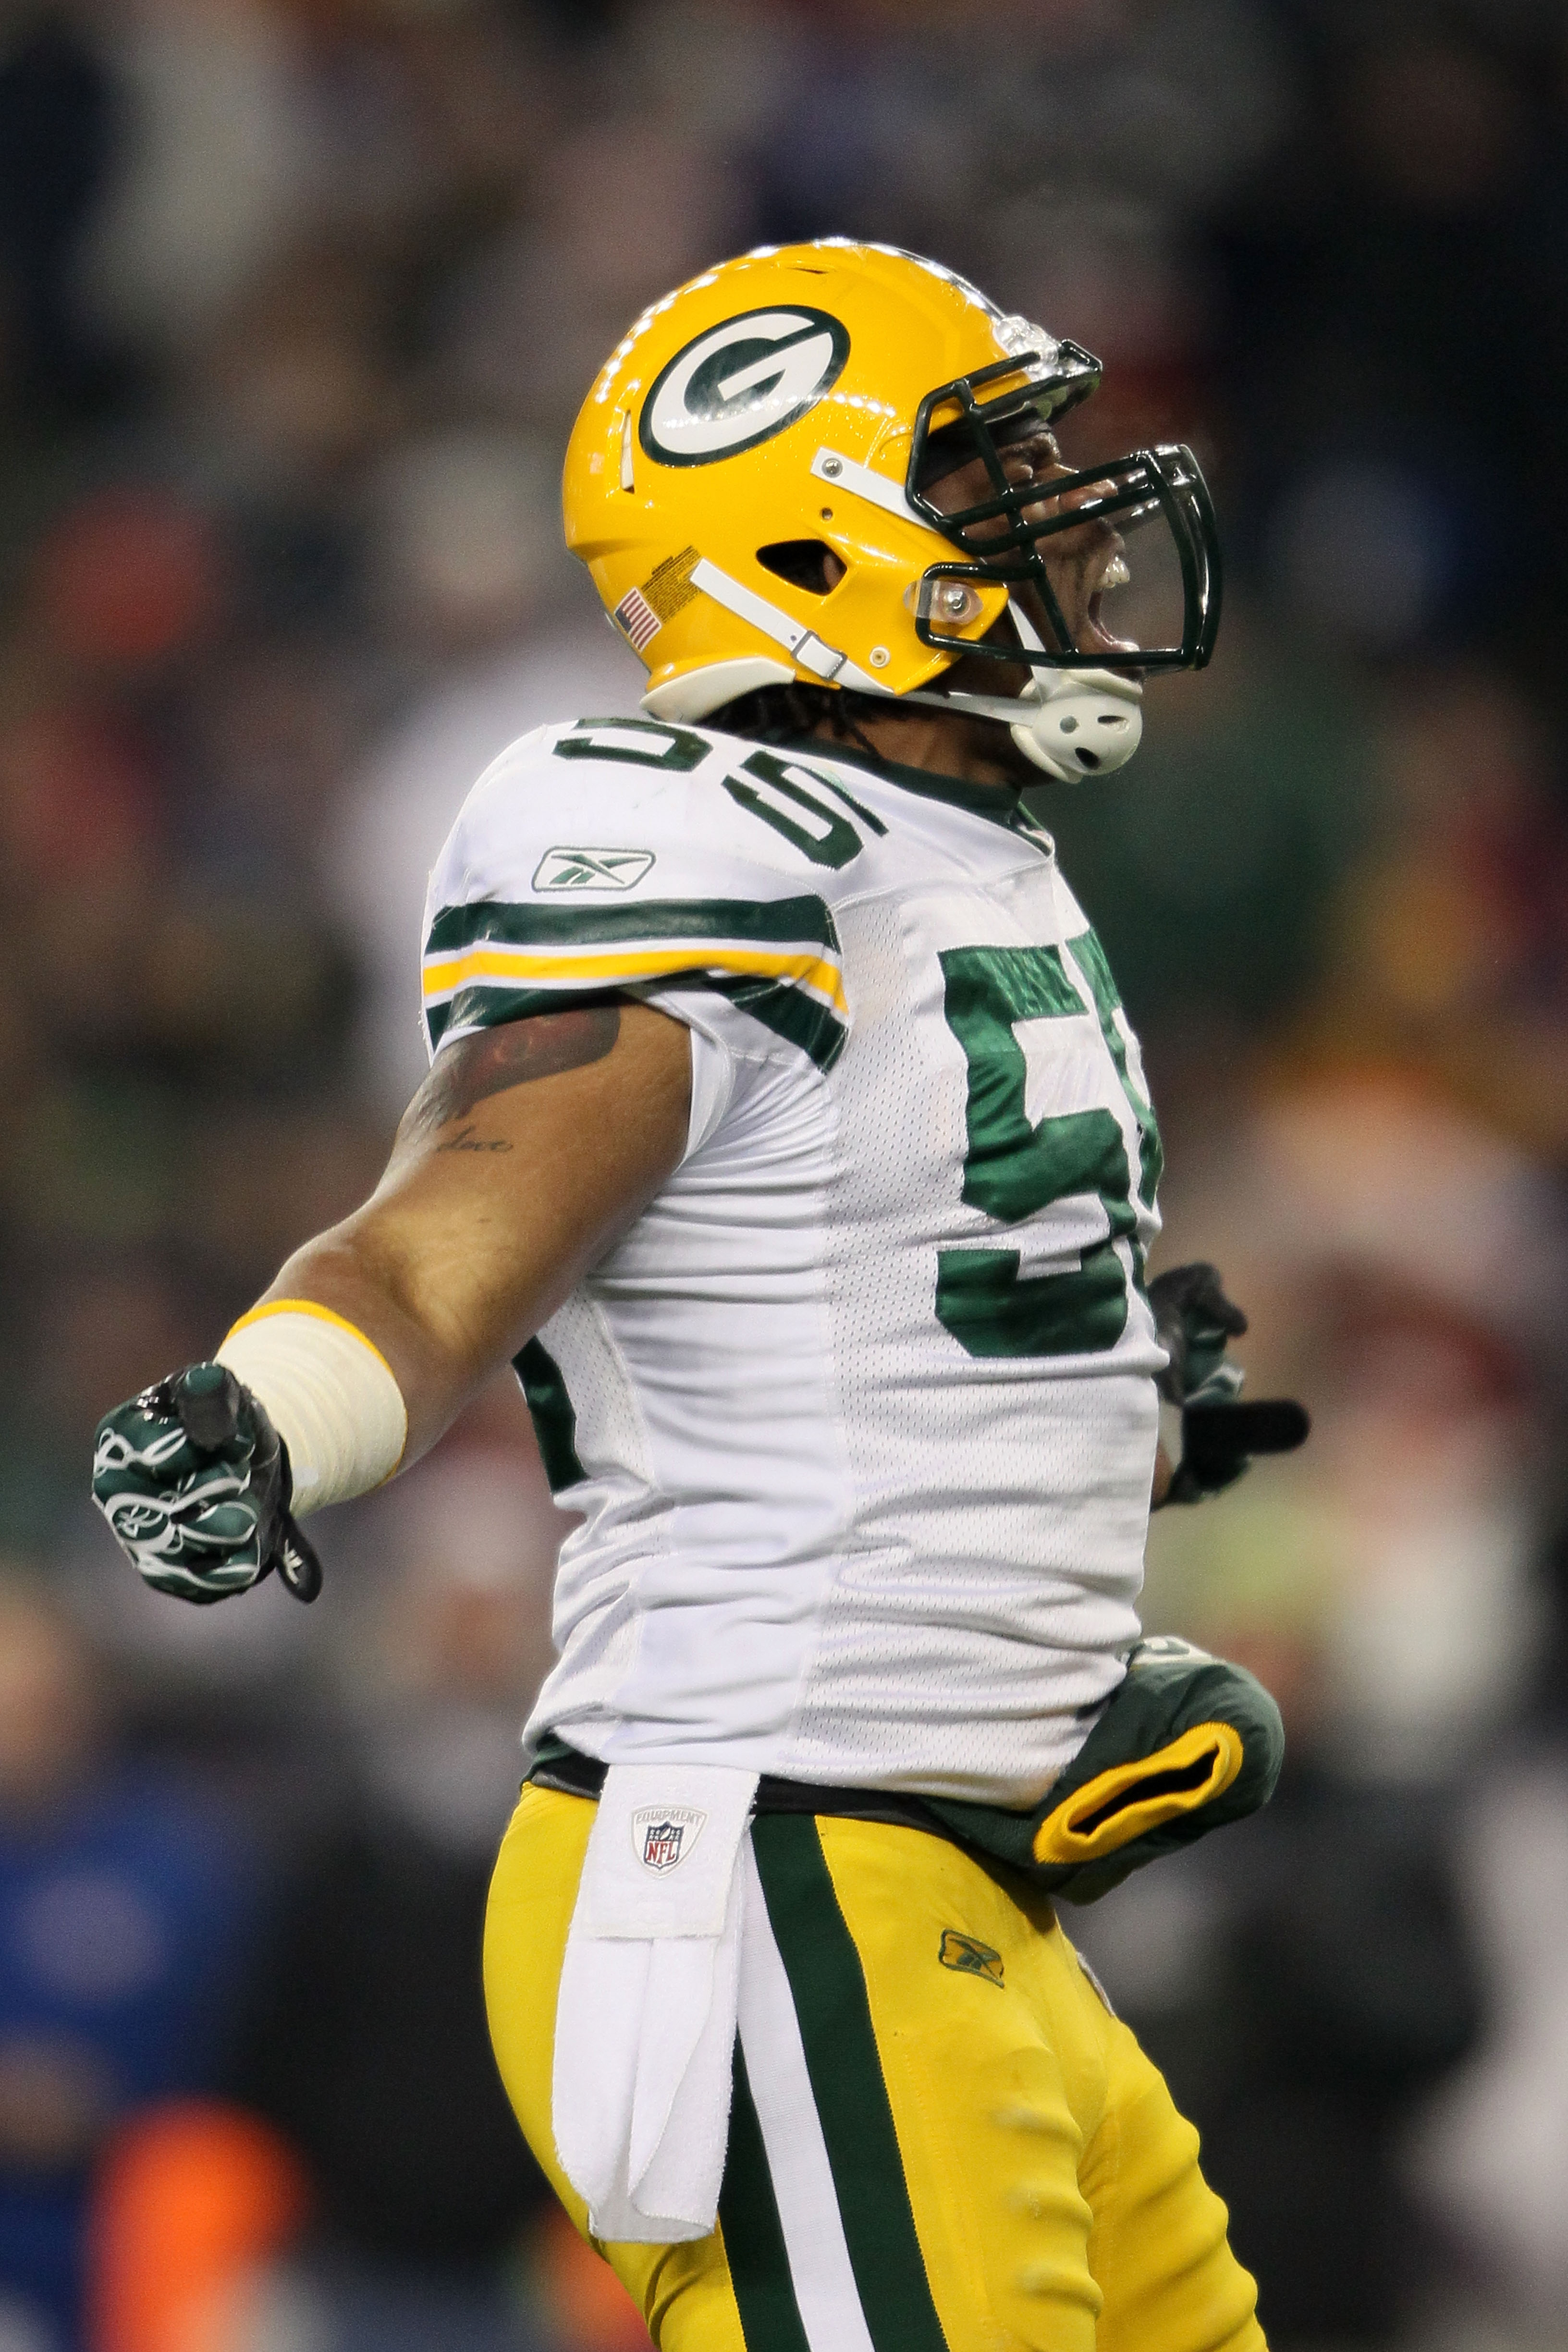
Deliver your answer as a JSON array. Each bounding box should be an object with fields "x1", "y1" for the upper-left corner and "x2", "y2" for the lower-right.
[
  {"x1": 89, "y1": 1002, "x2": 688, "y2": 1604},
  {"x1": 264, "y1": 1002, "x2": 689, "y2": 1460}
]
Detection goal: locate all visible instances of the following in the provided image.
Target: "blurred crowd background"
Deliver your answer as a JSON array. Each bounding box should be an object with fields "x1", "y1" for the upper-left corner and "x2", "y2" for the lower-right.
[{"x1": 1, "y1": 0, "x2": 1567, "y2": 2347}]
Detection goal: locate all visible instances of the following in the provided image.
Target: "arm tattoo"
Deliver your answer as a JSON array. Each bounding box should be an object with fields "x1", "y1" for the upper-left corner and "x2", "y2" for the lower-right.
[
  {"x1": 434, "y1": 1122, "x2": 515, "y2": 1154},
  {"x1": 406, "y1": 1005, "x2": 621, "y2": 1144}
]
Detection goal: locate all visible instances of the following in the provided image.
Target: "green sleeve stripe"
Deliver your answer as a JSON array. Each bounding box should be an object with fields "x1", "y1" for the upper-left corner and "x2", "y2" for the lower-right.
[
  {"x1": 428, "y1": 972, "x2": 846, "y2": 1072},
  {"x1": 423, "y1": 987, "x2": 586, "y2": 1051},
  {"x1": 429, "y1": 983, "x2": 628, "y2": 1052},
  {"x1": 704, "y1": 975, "x2": 847, "y2": 1071},
  {"x1": 749, "y1": 1816, "x2": 949, "y2": 2352},
  {"x1": 426, "y1": 894, "x2": 839, "y2": 956}
]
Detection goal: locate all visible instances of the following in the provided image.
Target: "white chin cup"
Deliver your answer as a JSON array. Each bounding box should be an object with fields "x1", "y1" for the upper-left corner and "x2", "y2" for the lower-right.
[
  {"x1": 893, "y1": 589, "x2": 1144, "y2": 782},
  {"x1": 901, "y1": 666, "x2": 1144, "y2": 783},
  {"x1": 997, "y1": 594, "x2": 1144, "y2": 781},
  {"x1": 1007, "y1": 668, "x2": 1144, "y2": 782}
]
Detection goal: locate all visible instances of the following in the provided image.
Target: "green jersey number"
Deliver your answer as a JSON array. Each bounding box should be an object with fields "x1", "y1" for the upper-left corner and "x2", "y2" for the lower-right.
[
  {"x1": 552, "y1": 723, "x2": 879, "y2": 870},
  {"x1": 553, "y1": 716, "x2": 712, "y2": 772},
  {"x1": 718, "y1": 748, "x2": 885, "y2": 870},
  {"x1": 935, "y1": 941, "x2": 1162, "y2": 1360}
]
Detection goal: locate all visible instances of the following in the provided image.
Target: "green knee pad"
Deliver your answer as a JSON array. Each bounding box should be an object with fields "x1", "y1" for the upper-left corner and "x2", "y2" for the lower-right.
[{"x1": 926, "y1": 1636, "x2": 1285, "y2": 1905}]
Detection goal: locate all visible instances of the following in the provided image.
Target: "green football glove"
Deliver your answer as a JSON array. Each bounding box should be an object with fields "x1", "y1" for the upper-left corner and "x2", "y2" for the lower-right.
[
  {"x1": 91, "y1": 1363, "x2": 322, "y2": 1605},
  {"x1": 1150, "y1": 1259, "x2": 1249, "y2": 1404},
  {"x1": 1148, "y1": 1261, "x2": 1309, "y2": 1505}
]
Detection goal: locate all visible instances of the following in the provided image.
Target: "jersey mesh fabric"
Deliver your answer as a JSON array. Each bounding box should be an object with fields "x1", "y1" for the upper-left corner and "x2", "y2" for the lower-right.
[
  {"x1": 538, "y1": 1289, "x2": 662, "y2": 1730},
  {"x1": 790, "y1": 883, "x2": 1156, "y2": 1798},
  {"x1": 422, "y1": 720, "x2": 1164, "y2": 1806}
]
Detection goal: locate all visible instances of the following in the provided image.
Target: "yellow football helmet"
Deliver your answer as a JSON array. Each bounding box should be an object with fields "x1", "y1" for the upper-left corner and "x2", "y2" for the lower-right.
[{"x1": 562, "y1": 240, "x2": 1220, "y2": 781}]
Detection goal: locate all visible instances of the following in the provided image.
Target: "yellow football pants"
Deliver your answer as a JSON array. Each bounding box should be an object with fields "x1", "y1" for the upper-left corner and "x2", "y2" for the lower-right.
[{"x1": 485, "y1": 1784, "x2": 1266, "y2": 2352}]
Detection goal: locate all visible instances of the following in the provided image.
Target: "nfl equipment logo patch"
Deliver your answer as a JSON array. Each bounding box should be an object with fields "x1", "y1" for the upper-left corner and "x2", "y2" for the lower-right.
[{"x1": 632, "y1": 1804, "x2": 707, "y2": 1874}]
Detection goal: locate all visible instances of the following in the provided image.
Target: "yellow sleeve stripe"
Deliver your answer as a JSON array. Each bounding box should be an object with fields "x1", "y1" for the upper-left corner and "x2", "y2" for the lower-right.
[
  {"x1": 223, "y1": 1298, "x2": 399, "y2": 1387},
  {"x1": 421, "y1": 942, "x2": 848, "y2": 1016}
]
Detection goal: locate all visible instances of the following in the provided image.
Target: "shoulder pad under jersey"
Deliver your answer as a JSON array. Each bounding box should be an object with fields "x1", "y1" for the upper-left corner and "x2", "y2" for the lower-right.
[{"x1": 421, "y1": 715, "x2": 882, "y2": 1069}]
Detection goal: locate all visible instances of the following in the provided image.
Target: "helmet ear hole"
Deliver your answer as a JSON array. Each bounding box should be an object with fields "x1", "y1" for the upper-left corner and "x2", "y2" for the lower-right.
[{"x1": 756, "y1": 539, "x2": 841, "y2": 595}]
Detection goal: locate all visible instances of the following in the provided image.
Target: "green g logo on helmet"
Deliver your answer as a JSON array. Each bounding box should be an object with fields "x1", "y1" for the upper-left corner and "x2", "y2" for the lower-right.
[{"x1": 640, "y1": 306, "x2": 850, "y2": 466}]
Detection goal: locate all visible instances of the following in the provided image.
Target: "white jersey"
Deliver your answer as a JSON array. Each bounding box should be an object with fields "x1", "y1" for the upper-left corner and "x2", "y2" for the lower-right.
[{"x1": 422, "y1": 715, "x2": 1166, "y2": 1807}]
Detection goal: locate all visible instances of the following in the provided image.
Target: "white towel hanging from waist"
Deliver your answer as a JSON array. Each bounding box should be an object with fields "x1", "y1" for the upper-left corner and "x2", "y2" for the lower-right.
[{"x1": 552, "y1": 1761, "x2": 760, "y2": 2243}]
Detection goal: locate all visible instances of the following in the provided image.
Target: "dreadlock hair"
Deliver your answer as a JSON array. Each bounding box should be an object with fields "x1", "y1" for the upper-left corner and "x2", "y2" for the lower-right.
[{"x1": 703, "y1": 681, "x2": 935, "y2": 761}]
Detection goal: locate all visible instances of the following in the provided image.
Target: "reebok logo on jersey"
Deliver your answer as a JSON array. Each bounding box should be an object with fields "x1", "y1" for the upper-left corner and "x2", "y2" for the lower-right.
[
  {"x1": 938, "y1": 1930, "x2": 1004, "y2": 1987},
  {"x1": 633, "y1": 1805, "x2": 707, "y2": 1874},
  {"x1": 532, "y1": 847, "x2": 656, "y2": 892}
]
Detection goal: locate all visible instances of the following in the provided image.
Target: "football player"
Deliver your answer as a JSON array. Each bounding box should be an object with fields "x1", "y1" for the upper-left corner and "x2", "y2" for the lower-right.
[{"x1": 94, "y1": 243, "x2": 1303, "y2": 2350}]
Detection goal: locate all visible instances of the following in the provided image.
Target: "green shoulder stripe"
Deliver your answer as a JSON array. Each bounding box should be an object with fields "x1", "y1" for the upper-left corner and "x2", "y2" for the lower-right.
[{"x1": 426, "y1": 894, "x2": 839, "y2": 957}]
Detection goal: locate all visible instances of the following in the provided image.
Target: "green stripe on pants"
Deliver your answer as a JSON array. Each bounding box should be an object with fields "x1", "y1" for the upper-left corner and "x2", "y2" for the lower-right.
[
  {"x1": 749, "y1": 1814, "x2": 949, "y2": 2352},
  {"x1": 719, "y1": 2038, "x2": 815, "y2": 2352}
]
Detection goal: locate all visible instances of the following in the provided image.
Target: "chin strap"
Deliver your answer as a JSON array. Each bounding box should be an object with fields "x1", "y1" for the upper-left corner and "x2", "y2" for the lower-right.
[
  {"x1": 894, "y1": 598, "x2": 1144, "y2": 783},
  {"x1": 667, "y1": 563, "x2": 1143, "y2": 781}
]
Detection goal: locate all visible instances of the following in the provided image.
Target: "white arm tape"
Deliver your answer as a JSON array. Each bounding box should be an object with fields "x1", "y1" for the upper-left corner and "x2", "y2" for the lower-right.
[{"x1": 216, "y1": 1302, "x2": 408, "y2": 1516}]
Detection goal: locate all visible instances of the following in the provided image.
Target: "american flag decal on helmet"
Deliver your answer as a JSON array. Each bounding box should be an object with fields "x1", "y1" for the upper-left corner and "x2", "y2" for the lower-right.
[{"x1": 613, "y1": 586, "x2": 662, "y2": 651}]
